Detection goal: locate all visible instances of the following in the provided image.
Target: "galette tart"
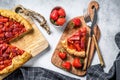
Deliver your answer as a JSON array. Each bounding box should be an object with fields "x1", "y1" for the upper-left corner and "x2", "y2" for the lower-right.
[
  {"x1": 0, "y1": 9, "x2": 32, "y2": 74},
  {"x1": 61, "y1": 27, "x2": 87, "y2": 57},
  {"x1": 0, "y1": 9, "x2": 32, "y2": 42}
]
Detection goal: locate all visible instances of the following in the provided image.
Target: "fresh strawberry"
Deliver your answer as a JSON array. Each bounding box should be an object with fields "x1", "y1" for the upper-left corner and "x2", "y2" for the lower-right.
[
  {"x1": 58, "y1": 52, "x2": 67, "y2": 60},
  {"x1": 71, "y1": 18, "x2": 81, "y2": 27},
  {"x1": 56, "y1": 18, "x2": 66, "y2": 26},
  {"x1": 62, "y1": 61, "x2": 71, "y2": 71},
  {"x1": 58, "y1": 8, "x2": 66, "y2": 17},
  {"x1": 72, "y1": 58, "x2": 82, "y2": 68},
  {"x1": 50, "y1": 10, "x2": 58, "y2": 21}
]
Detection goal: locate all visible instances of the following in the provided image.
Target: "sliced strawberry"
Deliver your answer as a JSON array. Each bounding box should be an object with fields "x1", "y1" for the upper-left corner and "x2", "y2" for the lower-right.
[
  {"x1": 12, "y1": 28, "x2": 21, "y2": 32},
  {"x1": 20, "y1": 28, "x2": 26, "y2": 33},
  {"x1": 0, "y1": 33, "x2": 4, "y2": 38},
  {"x1": 69, "y1": 35, "x2": 80, "y2": 41},
  {"x1": 4, "y1": 22, "x2": 9, "y2": 27},
  {"x1": 17, "y1": 50, "x2": 24, "y2": 55},
  {"x1": 72, "y1": 58, "x2": 82, "y2": 68},
  {"x1": 62, "y1": 61, "x2": 71, "y2": 71},
  {"x1": 0, "y1": 50, "x2": 2, "y2": 57},
  {"x1": 5, "y1": 32, "x2": 13, "y2": 38},
  {"x1": 4, "y1": 59, "x2": 12, "y2": 66},
  {"x1": 80, "y1": 37, "x2": 85, "y2": 49},
  {"x1": 0, "y1": 24, "x2": 3, "y2": 28},
  {"x1": 0, "y1": 61, "x2": 3, "y2": 65},
  {"x1": 1, "y1": 43, "x2": 8, "y2": 52},
  {"x1": 0, "y1": 57, "x2": 3, "y2": 61},
  {"x1": 73, "y1": 30, "x2": 81, "y2": 36},
  {"x1": 9, "y1": 21, "x2": 14, "y2": 26},
  {"x1": 2, "y1": 27, "x2": 6, "y2": 32},
  {"x1": 0, "y1": 18, "x2": 8, "y2": 23},
  {"x1": 67, "y1": 38, "x2": 73, "y2": 44},
  {"x1": 68, "y1": 43, "x2": 75, "y2": 49},
  {"x1": 2, "y1": 53, "x2": 9, "y2": 59},
  {"x1": 74, "y1": 43, "x2": 81, "y2": 51}
]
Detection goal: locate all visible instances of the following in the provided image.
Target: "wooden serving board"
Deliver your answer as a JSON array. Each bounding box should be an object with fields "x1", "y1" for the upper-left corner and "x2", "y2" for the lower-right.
[
  {"x1": 51, "y1": 16, "x2": 100, "y2": 76},
  {"x1": 0, "y1": 14, "x2": 49, "y2": 80}
]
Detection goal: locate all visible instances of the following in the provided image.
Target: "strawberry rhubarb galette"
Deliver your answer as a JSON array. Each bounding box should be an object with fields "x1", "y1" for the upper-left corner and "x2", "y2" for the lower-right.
[
  {"x1": 61, "y1": 27, "x2": 87, "y2": 57},
  {"x1": 0, "y1": 9, "x2": 32, "y2": 74}
]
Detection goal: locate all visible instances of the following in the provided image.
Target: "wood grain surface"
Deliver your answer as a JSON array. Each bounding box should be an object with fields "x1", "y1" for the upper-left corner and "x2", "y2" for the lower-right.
[{"x1": 51, "y1": 16, "x2": 100, "y2": 76}]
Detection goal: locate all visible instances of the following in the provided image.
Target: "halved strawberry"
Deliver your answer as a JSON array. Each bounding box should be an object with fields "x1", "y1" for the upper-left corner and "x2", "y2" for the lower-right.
[
  {"x1": 72, "y1": 58, "x2": 82, "y2": 68},
  {"x1": 62, "y1": 61, "x2": 71, "y2": 71},
  {"x1": 58, "y1": 52, "x2": 67, "y2": 60}
]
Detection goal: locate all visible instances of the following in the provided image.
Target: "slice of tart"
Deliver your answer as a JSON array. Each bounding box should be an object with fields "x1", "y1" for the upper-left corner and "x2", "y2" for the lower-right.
[
  {"x1": 0, "y1": 43, "x2": 32, "y2": 74},
  {"x1": 0, "y1": 9, "x2": 33, "y2": 43},
  {"x1": 61, "y1": 27, "x2": 87, "y2": 57}
]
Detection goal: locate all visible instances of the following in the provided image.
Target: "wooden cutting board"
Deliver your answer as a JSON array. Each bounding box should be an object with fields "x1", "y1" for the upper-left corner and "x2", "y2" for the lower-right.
[
  {"x1": 51, "y1": 16, "x2": 100, "y2": 76},
  {"x1": 0, "y1": 14, "x2": 49, "y2": 80}
]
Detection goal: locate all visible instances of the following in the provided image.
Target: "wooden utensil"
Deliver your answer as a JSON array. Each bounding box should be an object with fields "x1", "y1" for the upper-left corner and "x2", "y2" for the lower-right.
[
  {"x1": 83, "y1": 1, "x2": 101, "y2": 70},
  {"x1": 88, "y1": 1, "x2": 104, "y2": 67}
]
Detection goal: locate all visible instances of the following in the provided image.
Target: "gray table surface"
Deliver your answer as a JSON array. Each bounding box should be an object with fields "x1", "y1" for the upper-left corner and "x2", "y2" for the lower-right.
[{"x1": 0, "y1": 0, "x2": 120, "y2": 80}]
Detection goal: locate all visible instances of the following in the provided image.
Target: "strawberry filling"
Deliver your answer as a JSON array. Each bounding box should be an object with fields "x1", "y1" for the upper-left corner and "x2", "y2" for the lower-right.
[
  {"x1": 0, "y1": 43, "x2": 24, "y2": 70},
  {"x1": 67, "y1": 27, "x2": 87, "y2": 51},
  {"x1": 0, "y1": 15, "x2": 26, "y2": 70},
  {"x1": 0, "y1": 15, "x2": 26, "y2": 43}
]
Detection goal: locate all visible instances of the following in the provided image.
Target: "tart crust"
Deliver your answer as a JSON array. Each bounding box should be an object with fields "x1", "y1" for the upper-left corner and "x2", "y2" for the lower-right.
[
  {"x1": 0, "y1": 52, "x2": 32, "y2": 74},
  {"x1": 61, "y1": 39, "x2": 85, "y2": 58},
  {"x1": 0, "y1": 9, "x2": 33, "y2": 41}
]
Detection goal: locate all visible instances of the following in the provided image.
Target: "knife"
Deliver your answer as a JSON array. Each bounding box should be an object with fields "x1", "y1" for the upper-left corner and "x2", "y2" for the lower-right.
[
  {"x1": 91, "y1": 8, "x2": 104, "y2": 67},
  {"x1": 83, "y1": 7, "x2": 104, "y2": 70}
]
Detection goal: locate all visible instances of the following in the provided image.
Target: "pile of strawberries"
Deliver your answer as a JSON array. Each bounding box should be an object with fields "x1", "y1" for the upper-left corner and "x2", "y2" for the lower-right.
[{"x1": 50, "y1": 7, "x2": 66, "y2": 26}]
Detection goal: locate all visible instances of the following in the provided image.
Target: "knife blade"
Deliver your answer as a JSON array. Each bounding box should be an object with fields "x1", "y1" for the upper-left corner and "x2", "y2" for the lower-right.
[{"x1": 90, "y1": 8, "x2": 97, "y2": 36}]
